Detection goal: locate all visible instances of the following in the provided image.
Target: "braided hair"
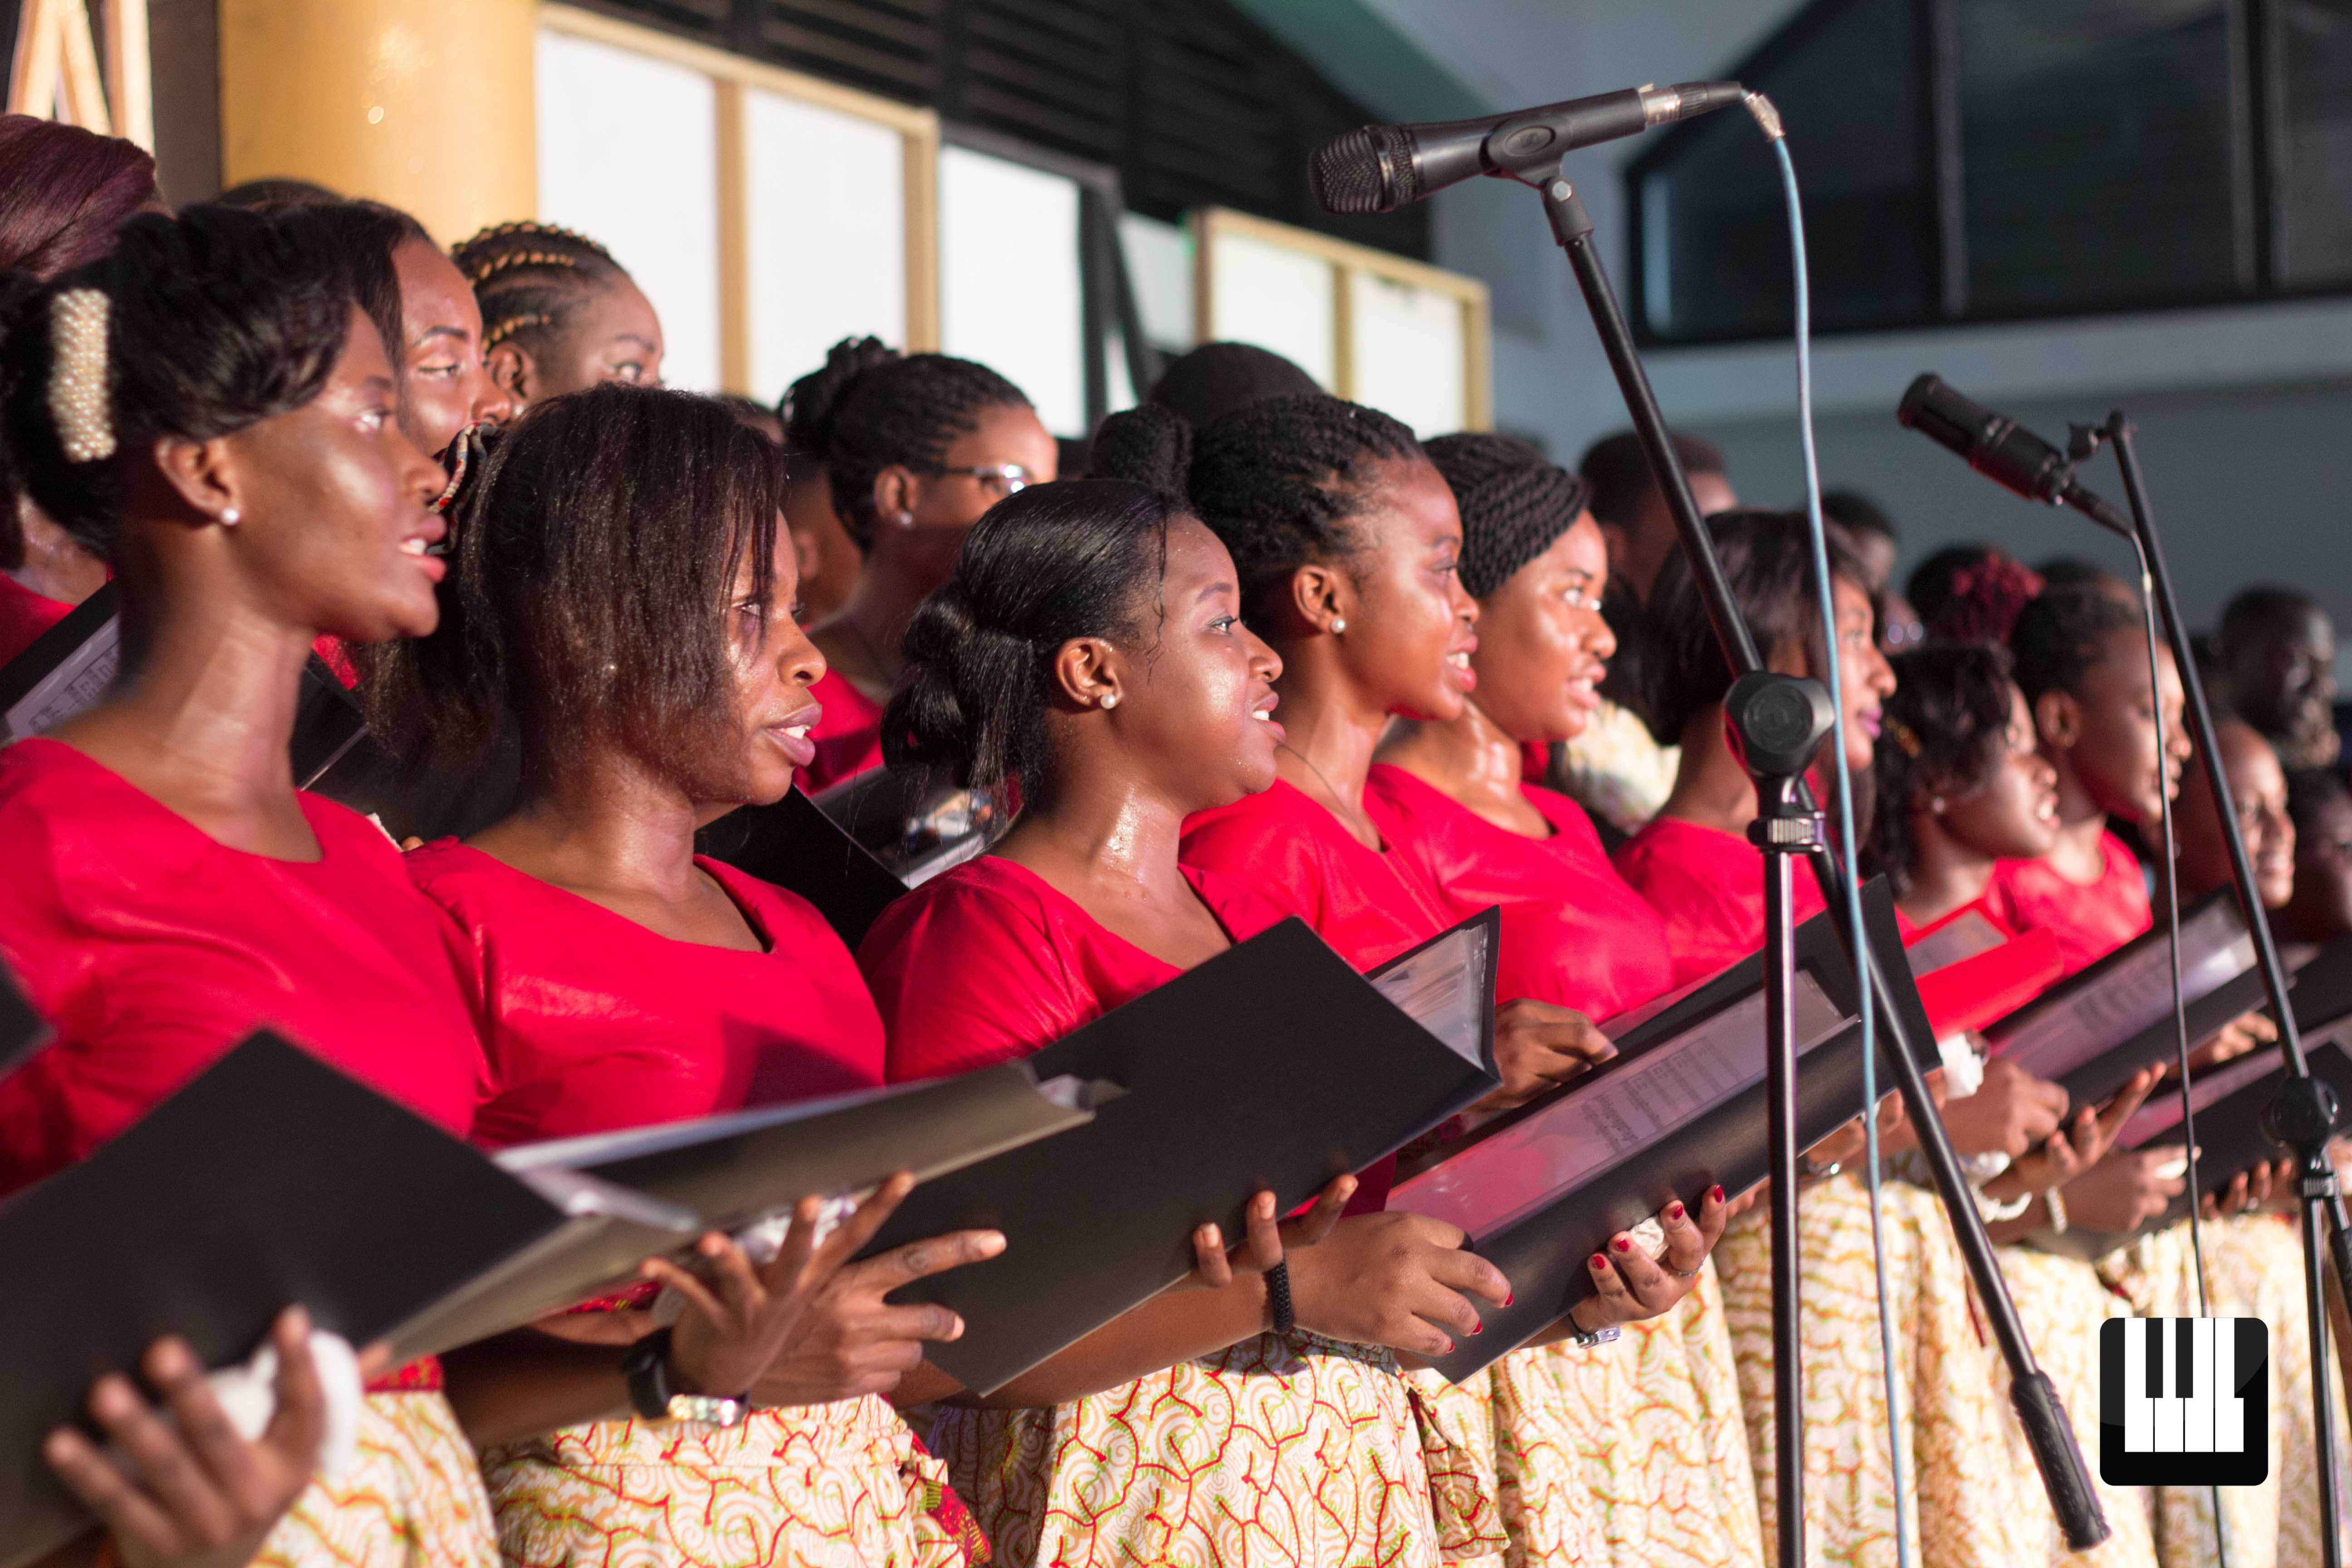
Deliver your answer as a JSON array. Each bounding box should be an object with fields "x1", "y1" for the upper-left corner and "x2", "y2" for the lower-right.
[
  {"x1": 884, "y1": 479, "x2": 1181, "y2": 804},
  {"x1": 451, "y1": 220, "x2": 628, "y2": 365},
  {"x1": 791, "y1": 348, "x2": 1029, "y2": 549},
  {"x1": 1145, "y1": 342, "x2": 1319, "y2": 431},
  {"x1": 1421, "y1": 432, "x2": 1589, "y2": 599},
  {"x1": 1866, "y1": 643, "x2": 2019, "y2": 895},
  {"x1": 1646, "y1": 508, "x2": 1868, "y2": 746},
  {"x1": 2008, "y1": 587, "x2": 2143, "y2": 706},
  {"x1": 0, "y1": 205, "x2": 354, "y2": 561},
  {"x1": 1090, "y1": 394, "x2": 1421, "y2": 625}
]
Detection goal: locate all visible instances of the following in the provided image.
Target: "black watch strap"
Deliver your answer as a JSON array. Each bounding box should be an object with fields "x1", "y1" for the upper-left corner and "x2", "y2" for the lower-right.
[
  {"x1": 621, "y1": 1325, "x2": 678, "y2": 1420},
  {"x1": 1265, "y1": 1260, "x2": 1296, "y2": 1337}
]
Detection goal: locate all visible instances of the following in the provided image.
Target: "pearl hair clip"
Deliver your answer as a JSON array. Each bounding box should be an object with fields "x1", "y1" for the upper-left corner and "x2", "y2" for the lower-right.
[{"x1": 48, "y1": 288, "x2": 115, "y2": 462}]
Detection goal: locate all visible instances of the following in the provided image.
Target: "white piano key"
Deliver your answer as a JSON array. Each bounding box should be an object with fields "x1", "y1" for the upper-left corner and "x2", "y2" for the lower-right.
[
  {"x1": 2154, "y1": 1317, "x2": 2184, "y2": 1452},
  {"x1": 2185, "y1": 1317, "x2": 2215, "y2": 1452},
  {"x1": 2215, "y1": 1320, "x2": 2246, "y2": 1456},
  {"x1": 2125, "y1": 1317, "x2": 2155, "y2": 1454}
]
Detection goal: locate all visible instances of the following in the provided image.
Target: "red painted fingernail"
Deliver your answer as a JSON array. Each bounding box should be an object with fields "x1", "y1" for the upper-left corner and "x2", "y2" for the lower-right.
[
  {"x1": 1471, "y1": 1323, "x2": 1483, "y2": 1334},
  {"x1": 1591, "y1": 1253, "x2": 1609, "y2": 1269},
  {"x1": 1711, "y1": 1186, "x2": 1725, "y2": 1203},
  {"x1": 1668, "y1": 1201, "x2": 1686, "y2": 1221},
  {"x1": 1505, "y1": 1293, "x2": 1514, "y2": 1306},
  {"x1": 1613, "y1": 1236, "x2": 1632, "y2": 1253}
]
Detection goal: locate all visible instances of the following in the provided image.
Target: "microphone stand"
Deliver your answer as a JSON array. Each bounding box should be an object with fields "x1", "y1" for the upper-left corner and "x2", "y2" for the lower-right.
[
  {"x1": 1525, "y1": 168, "x2": 2112, "y2": 1552},
  {"x1": 2063, "y1": 412, "x2": 2347, "y2": 1567}
]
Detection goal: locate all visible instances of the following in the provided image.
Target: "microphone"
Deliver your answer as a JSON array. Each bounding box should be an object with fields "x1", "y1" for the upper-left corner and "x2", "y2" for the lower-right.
[
  {"x1": 1896, "y1": 374, "x2": 2131, "y2": 535},
  {"x1": 1312, "y1": 81, "x2": 1746, "y2": 216}
]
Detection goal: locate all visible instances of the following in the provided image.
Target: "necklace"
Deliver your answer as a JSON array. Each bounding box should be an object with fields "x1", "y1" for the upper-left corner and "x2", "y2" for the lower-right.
[{"x1": 1279, "y1": 741, "x2": 1379, "y2": 846}]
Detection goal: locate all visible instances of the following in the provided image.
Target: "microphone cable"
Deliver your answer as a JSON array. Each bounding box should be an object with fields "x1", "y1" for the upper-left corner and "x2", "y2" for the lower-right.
[{"x1": 1748, "y1": 90, "x2": 1916, "y2": 1568}]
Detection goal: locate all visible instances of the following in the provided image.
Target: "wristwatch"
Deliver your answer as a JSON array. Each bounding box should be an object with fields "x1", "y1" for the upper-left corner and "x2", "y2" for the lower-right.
[
  {"x1": 621, "y1": 1327, "x2": 752, "y2": 1427},
  {"x1": 2042, "y1": 1185, "x2": 2070, "y2": 1236}
]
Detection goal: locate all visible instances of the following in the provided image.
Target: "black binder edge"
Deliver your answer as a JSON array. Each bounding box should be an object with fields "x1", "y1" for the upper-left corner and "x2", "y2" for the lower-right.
[
  {"x1": 696, "y1": 786, "x2": 910, "y2": 951},
  {"x1": 1982, "y1": 887, "x2": 2241, "y2": 1051},
  {"x1": 0, "y1": 583, "x2": 118, "y2": 734}
]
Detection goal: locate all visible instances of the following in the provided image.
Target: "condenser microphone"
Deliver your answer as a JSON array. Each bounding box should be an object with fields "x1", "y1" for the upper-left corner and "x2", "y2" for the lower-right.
[
  {"x1": 1311, "y1": 81, "x2": 1746, "y2": 216},
  {"x1": 1897, "y1": 374, "x2": 2131, "y2": 535}
]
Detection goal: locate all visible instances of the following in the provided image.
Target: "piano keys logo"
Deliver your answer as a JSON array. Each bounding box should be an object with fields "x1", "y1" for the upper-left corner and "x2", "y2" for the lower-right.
[{"x1": 2099, "y1": 1317, "x2": 2268, "y2": 1486}]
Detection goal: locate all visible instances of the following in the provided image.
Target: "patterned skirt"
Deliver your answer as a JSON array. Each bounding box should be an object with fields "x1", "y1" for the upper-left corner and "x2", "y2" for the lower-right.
[
  {"x1": 255, "y1": 1390, "x2": 500, "y2": 1568},
  {"x1": 481, "y1": 1393, "x2": 965, "y2": 1568},
  {"x1": 1483, "y1": 1259, "x2": 1764, "y2": 1568},
  {"x1": 1985, "y1": 1244, "x2": 2158, "y2": 1568},
  {"x1": 2100, "y1": 1214, "x2": 2351, "y2": 1568},
  {"x1": 931, "y1": 1328, "x2": 1490, "y2": 1568},
  {"x1": 1716, "y1": 1173, "x2": 2043, "y2": 1568}
]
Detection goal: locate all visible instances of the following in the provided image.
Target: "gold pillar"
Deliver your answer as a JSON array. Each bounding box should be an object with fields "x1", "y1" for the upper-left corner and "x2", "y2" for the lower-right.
[{"x1": 218, "y1": 0, "x2": 536, "y2": 246}]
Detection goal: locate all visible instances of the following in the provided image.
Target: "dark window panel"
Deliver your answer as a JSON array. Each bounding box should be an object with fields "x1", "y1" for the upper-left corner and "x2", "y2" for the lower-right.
[
  {"x1": 1959, "y1": 0, "x2": 2240, "y2": 315},
  {"x1": 2274, "y1": 0, "x2": 2352, "y2": 286}
]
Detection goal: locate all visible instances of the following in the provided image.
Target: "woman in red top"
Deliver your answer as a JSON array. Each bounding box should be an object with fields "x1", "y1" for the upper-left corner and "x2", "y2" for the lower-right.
[
  {"x1": 382, "y1": 384, "x2": 1003, "y2": 1568},
  {"x1": 1369, "y1": 431, "x2": 1756, "y2": 1566},
  {"x1": 859, "y1": 474, "x2": 1712, "y2": 1565},
  {"x1": 1992, "y1": 586, "x2": 2190, "y2": 973},
  {"x1": 1610, "y1": 511, "x2": 1892, "y2": 983},
  {"x1": 794, "y1": 347, "x2": 1058, "y2": 790},
  {"x1": 0, "y1": 205, "x2": 490, "y2": 1568}
]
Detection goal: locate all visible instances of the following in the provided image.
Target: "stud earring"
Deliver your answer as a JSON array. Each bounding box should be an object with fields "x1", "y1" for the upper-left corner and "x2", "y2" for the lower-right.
[
  {"x1": 1330, "y1": 617, "x2": 1347, "y2": 634},
  {"x1": 1100, "y1": 692, "x2": 1119, "y2": 710},
  {"x1": 1930, "y1": 796, "x2": 1946, "y2": 813},
  {"x1": 895, "y1": 511, "x2": 916, "y2": 529},
  {"x1": 219, "y1": 506, "x2": 240, "y2": 527}
]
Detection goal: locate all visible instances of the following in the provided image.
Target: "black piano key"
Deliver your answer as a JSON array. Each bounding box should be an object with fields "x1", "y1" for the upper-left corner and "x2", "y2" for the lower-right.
[
  {"x1": 2148, "y1": 1314, "x2": 2166, "y2": 1397},
  {"x1": 2176, "y1": 1316, "x2": 2195, "y2": 1399}
]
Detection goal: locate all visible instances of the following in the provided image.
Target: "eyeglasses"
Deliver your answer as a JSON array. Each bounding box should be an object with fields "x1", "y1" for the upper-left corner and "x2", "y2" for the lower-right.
[{"x1": 923, "y1": 463, "x2": 1034, "y2": 499}]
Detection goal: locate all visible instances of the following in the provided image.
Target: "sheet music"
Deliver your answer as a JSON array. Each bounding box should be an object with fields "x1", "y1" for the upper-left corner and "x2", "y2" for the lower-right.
[
  {"x1": 1370, "y1": 922, "x2": 1492, "y2": 1069},
  {"x1": 1991, "y1": 901, "x2": 2251, "y2": 1080},
  {"x1": 1, "y1": 614, "x2": 118, "y2": 740},
  {"x1": 1905, "y1": 910, "x2": 2007, "y2": 978},
  {"x1": 2116, "y1": 1049, "x2": 2284, "y2": 1149},
  {"x1": 1394, "y1": 973, "x2": 1844, "y2": 1239}
]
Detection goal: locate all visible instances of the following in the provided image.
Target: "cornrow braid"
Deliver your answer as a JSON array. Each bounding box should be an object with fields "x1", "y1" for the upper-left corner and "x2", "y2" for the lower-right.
[
  {"x1": 811, "y1": 352, "x2": 1031, "y2": 550},
  {"x1": 1093, "y1": 393, "x2": 1420, "y2": 623},
  {"x1": 1421, "y1": 431, "x2": 1589, "y2": 600},
  {"x1": 451, "y1": 220, "x2": 626, "y2": 370}
]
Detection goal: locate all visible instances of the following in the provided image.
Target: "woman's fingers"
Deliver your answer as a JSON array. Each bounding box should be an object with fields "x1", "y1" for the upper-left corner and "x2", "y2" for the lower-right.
[
  {"x1": 1658, "y1": 1199, "x2": 1710, "y2": 1273},
  {"x1": 813, "y1": 1174, "x2": 918, "y2": 1270},
  {"x1": 44, "y1": 1424, "x2": 186, "y2": 1557},
  {"x1": 260, "y1": 1308, "x2": 327, "y2": 1469},
  {"x1": 1235, "y1": 1190, "x2": 1285, "y2": 1271},
  {"x1": 1284, "y1": 1176, "x2": 1356, "y2": 1251},
  {"x1": 89, "y1": 1363, "x2": 237, "y2": 1547},
  {"x1": 859, "y1": 1228, "x2": 1006, "y2": 1293},
  {"x1": 1189, "y1": 1222, "x2": 1234, "y2": 1290},
  {"x1": 1597, "y1": 1235, "x2": 1676, "y2": 1311},
  {"x1": 642, "y1": 1255, "x2": 732, "y2": 1333}
]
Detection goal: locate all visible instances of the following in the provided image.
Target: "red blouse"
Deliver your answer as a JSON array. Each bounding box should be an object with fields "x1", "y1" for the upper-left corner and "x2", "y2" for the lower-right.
[
  {"x1": 0, "y1": 738, "x2": 488, "y2": 1195},
  {"x1": 801, "y1": 667, "x2": 885, "y2": 795},
  {"x1": 407, "y1": 841, "x2": 886, "y2": 1147},
  {"x1": 1364, "y1": 764, "x2": 1674, "y2": 1023},
  {"x1": 1611, "y1": 814, "x2": 1830, "y2": 988},
  {"x1": 0, "y1": 574, "x2": 72, "y2": 670},
  {"x1": 859, "y1": 854, "x2": 1285, "y2": 1085},
  {"x1": 1178, "y1": 778, "x2": 1455, "y2": 974},
  {"x1": 1984, "y1": 830, "x2": 2151, "y2": 977}
]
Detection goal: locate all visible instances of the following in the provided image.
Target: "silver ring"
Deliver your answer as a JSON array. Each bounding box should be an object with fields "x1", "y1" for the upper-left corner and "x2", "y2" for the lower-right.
[{"x1": 1670, "y1": 1264, "x2": 1703, "y2": 1279}]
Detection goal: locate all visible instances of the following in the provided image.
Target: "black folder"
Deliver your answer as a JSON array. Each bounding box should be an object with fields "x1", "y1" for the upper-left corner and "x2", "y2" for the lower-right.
[
  {"x1": 696, "y1": 786, "x2": 911, "y2": 951},
  {"x1": 0, "y1": 583, "x2": 118, "y2": 740},
  {"x1": 0, "y1": 1033, "x2": 632, "y2": 1568},
  {"x1": 1392, "y1": 879, "x2": 1937, "y2": 1382},
  {"x1": 810, "y1": 763, "x2": 1003, "y2": 885},
  {"x1": 852, "y1": 909, "x2": 1504, "y2": 1395},
  {"x1": 1983, "y1": 890, "x2": 2268, "y2": 1108},
  {"x1": 0, "y1": 955, "x2": 50, "y2": 1083}
]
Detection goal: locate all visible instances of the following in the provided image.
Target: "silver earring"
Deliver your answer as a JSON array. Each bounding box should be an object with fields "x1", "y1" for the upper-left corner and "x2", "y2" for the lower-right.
[
  {"x1": 219, "y1": 506, "x2": 240, "y2": 527},
  {"x1": 1930, "y1": 796, "x2": 1945, "y2": 813},
  {"x1": 1100, "y1": 692, "x2": 1119, "y2": 710},
  {"x1": 895, "y1": 511, "x2": 916, "y2": 529},
  {"x1": 1330, "y1": 617, "x2": 1347, "y2": 634}
]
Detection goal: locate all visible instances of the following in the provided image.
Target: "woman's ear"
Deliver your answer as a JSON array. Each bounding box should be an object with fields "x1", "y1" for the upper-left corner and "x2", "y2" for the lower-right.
[
  {"x1": 150, "y1": 434, "x2": 240, "y2": 528},
  {"x1": 485, "y1": 342, "x2": 532, "y2": 408},
  {"x1": 2034, "y1": 688, "x2": 2080, "y2": 750},
  {"x1": 1288, "y1": 562, "x2": 1353, "y2": 637},
  {"x1": 1049, "y1": 637, "x2": 1121, "y2": 710},
  {"x1": 872, "y1": 466, "x2": 920, "y2": 531}
]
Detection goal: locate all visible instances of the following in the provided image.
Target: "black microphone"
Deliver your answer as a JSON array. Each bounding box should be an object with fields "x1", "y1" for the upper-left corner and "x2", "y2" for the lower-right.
[
  {"x1": 1896, "y1": 374, "x2": 2131, "y2": 534},
  {"x1": 1312, "y1": 81, "x2": 1746, "y2": 216}
]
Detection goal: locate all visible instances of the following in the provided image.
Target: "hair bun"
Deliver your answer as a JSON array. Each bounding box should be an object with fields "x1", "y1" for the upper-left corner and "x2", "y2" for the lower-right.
[
  {"x1": 1087, "y1": 404, "x2": 1191, "y2": 498},
  {"x1": 784, "y1": 334, "x2": 898, "y2": 460}
]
